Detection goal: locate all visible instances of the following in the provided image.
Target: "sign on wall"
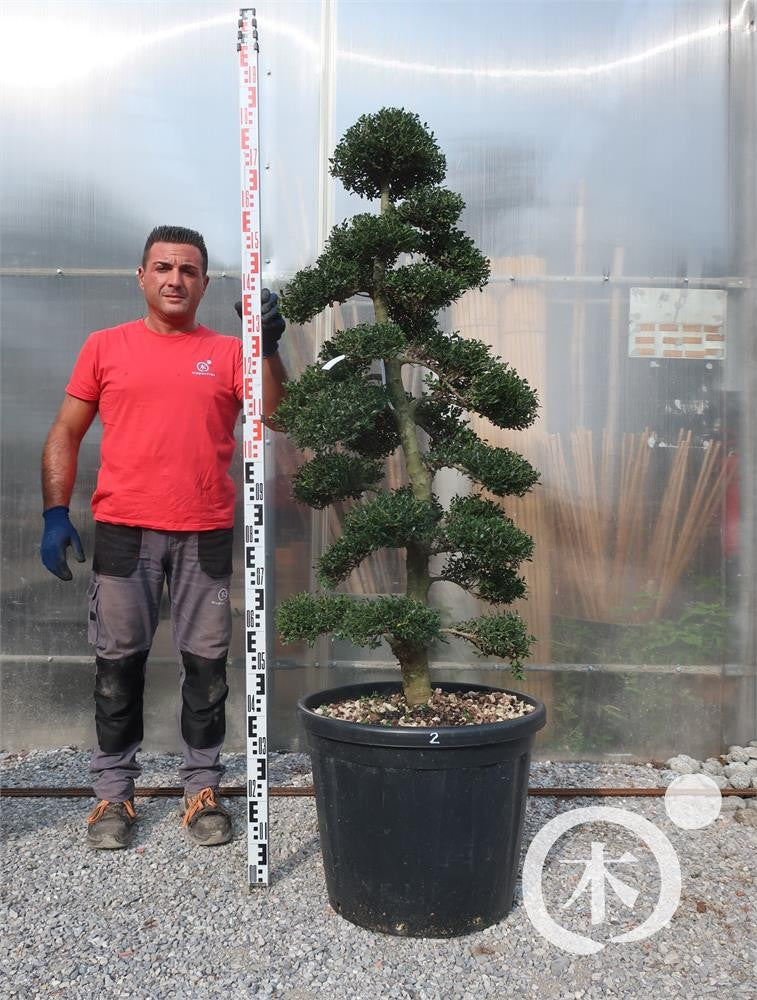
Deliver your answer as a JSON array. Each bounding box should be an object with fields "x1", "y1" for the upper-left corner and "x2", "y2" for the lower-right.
[{"x1": 628, "y1": 288, "x2": 726, "y2": 360}]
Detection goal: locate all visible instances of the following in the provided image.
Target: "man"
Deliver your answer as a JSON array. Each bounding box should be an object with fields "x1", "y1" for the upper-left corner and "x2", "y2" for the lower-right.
[{"x1": 40, "y1": 225, "x2": 287, "y2": 850}]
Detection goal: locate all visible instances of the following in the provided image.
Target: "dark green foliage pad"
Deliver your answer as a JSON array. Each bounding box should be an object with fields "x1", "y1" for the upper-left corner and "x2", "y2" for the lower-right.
[{"x1": 329, "y1": 108, "x2": 446, "y2": 201}]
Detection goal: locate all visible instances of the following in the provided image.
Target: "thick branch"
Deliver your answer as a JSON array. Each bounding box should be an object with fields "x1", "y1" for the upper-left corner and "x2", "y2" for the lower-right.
[{"x1": 441, "y1": 628, "x2": 479, "y2": 642}]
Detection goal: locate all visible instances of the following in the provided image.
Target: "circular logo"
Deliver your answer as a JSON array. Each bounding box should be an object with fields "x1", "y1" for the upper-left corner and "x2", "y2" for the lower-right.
[
  {"x1": 664, "y1": 773, "x2": 722, "y2": 829},
  {"x1": 197, "y1": 361, "x2": 210, "y2": 373},
  {"x1": 217, "y1": 587, "x2": 228, "y2": 602},
  {"x1": 522, "y1": 806, "x2": 682, "y2": 955}
]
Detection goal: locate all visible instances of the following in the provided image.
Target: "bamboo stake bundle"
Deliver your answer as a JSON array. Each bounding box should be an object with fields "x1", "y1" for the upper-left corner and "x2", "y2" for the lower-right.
[
  {"x1": 644, "y1": 430, "x2": 691, "y2": 609},
  {"x1": 537, "y1": 429, "x2": 729, "y2": 623},
  {"x1": 598, "y1": 428, "x2": 614, "y2": 555},
  {"x1": 571, "y1": 427, "x2": 608, "y2": 609},
  {"x1": 543, "y1": 432, "x2": 600, "y2": 620},
  {"x1": 609, "y1": 430, "x2": 651, "y2": 605},
  {"x1": 653, "y1": 440, "x2": 732, "y2": 615}
]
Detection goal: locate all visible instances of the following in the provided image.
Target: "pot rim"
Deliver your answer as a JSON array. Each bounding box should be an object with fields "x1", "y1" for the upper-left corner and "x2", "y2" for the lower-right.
[{"x1": 297, "y1": 680, "x2": 546, "y2": 748}]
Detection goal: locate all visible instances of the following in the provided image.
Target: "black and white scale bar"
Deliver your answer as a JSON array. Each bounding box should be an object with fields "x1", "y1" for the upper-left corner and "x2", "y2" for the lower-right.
[{"x1": 238, "y1": 7, "x2": 269, "y2": 887}]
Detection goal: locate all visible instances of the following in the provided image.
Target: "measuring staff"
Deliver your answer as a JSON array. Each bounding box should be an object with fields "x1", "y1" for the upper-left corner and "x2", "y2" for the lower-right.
[
  {"x1": 39, "y1": 224, "x2": 287, "y2": 850},
  {"x1": 237, "y1": 8, "x2": 271, "y2": 886}
]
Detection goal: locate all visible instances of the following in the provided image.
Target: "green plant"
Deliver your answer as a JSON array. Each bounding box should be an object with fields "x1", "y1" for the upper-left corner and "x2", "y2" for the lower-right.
[
  {"x1": 548, "y1": 668, "x2": 705, "y2": 755},
  {"x1": 553, "y1": 597, "x2": 729, "y2": 666},
  {"x1": 548, "y1": 673, "x2": 623, "y2": 754},
  {"x1": 274, "y1": 108, "x2": 539, "y2": 705},
  {"x1": 614, "y1": 600, "x2": 729, "y2": 664}
]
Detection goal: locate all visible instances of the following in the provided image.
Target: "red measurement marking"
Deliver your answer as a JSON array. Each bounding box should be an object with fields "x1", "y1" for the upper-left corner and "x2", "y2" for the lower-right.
[
  {"x1": 242, "y1": 251, "x2": 260, "y2": 276},
  {"x1": 241, "y1": 292, "x2": 261, "y2": 319},
  {"x1": 245, "y1": 414, "x2": 264, "y2": 439},
  {"x1": 244, "y1": 395, "x2": 262, "y2": 416},
  {"x1": 243, "y1": 335, "x2": 262, "y2": 359},
  {"x1": 239, "y1": 50, "x2": 256, "y2": 81}
]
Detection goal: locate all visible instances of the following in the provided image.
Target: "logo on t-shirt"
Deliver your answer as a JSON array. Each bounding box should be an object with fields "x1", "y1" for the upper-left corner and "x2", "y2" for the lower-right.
[
  {"x1": 193, "y1": 359, "x2": 215, "y2": 377},
  {"x1": 212, "y1": 587, "x2": 229, "y2": 607}
]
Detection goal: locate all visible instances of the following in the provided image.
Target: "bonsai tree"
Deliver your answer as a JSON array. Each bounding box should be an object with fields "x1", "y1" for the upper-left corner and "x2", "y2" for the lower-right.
[{"x1": 275, "y1": 108, "x2": 539, "y2": 707}]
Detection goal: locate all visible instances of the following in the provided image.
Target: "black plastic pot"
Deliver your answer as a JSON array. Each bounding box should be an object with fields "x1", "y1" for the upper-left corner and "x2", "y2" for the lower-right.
[{"x1": 298, "y1": 680, "x2": 547, "y2": 938}]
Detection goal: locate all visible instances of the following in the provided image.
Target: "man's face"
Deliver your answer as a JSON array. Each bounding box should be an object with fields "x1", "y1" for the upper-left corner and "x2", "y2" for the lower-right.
[{"x1": 137, "y1": 242, "x2": 209, "y2": 326}]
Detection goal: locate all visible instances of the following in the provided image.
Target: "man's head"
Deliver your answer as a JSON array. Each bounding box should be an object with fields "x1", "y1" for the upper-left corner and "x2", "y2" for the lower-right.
[
  {"x1": 138, "y1": 225, "x2": 209, "y2": 331},
  {"x1": 142, "y1": 225, "x2": 208, "y2": 275}
]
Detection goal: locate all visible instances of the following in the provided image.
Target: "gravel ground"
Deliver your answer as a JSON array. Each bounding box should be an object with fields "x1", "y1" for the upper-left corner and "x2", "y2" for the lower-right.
[{"x1": 1, "y1": 748, "x2": 755, "y2": 1000}]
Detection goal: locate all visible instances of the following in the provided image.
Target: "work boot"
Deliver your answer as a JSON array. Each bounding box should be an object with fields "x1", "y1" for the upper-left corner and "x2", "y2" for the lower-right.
[
  {"x1": 180, "y1": 787, "x2": 232, "y2": 846},
  {"x1": 86, "y1": 798, "x2": 137, "y2": 850}
]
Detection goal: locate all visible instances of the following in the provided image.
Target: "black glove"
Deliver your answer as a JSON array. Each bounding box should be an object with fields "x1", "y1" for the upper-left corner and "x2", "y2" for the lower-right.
[
  {"x1": 234, "y1": 288, "x2": 286, "y2": 358},
  {"x1": 40, "y1": 506, "x2": 86, "y2": 581}
]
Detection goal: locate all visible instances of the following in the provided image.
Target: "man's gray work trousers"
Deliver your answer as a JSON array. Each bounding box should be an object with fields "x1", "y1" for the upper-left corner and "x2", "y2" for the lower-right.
[{"x1": 87, "y1": 523, "x2": 233, "y2": 802}]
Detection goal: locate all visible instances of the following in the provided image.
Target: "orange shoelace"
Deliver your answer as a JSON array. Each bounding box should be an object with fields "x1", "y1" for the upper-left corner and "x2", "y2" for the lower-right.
[
  {"x1": 87, "y1": 799, "x2": 137, "y2": 825},
  {"x1": 182, "y1": 787, "x2": 218, "y2": 828}
]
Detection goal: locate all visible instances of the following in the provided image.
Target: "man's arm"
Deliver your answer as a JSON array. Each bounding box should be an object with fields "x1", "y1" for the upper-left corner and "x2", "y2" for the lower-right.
[
  {"x1": 42, "y1": 393, "x2": 98, "y2": 508},
  {"x1": 263, "y1": 351, "x2": 287, "y2": 429},
  {"x1": 40, "y1": 394, "x2": 98, "y2": 580}
]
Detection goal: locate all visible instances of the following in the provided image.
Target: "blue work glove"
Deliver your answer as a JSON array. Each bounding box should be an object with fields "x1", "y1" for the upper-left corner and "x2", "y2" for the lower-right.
[
  {"x1": 40, "y1": 506, "x2": 86, "y2": 581},
  {"x1": 234, "y1": 288, "x2": 286, "y2": 357}
]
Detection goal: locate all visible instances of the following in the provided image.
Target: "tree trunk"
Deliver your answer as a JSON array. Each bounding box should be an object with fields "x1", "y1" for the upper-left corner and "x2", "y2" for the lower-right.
[
  {"x1": 390, "y1": 640, "x2": 432, "y2": 705},
  {"x1": 375, "y1": 179, "x2": 433, "y2": 706}
]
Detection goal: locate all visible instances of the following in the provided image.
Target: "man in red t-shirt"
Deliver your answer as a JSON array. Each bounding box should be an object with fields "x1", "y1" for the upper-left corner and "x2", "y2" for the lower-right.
[{"x1": 39, "y1": 225, "x2": 288, "y2": 850}]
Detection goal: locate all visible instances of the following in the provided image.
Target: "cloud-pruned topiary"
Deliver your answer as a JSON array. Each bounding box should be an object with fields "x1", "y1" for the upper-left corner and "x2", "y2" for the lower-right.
[{"x1": 275, "y1": 108, "x2": 539, "y2": 706}]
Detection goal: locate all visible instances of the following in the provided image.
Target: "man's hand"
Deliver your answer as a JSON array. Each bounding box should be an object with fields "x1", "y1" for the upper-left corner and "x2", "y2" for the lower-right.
[
  {"x1": 40, "y1": 506, "x2": 86, "y2": 581},
  {"x1": 235, "y1": 288, "x2": 286, "y2": 357}
]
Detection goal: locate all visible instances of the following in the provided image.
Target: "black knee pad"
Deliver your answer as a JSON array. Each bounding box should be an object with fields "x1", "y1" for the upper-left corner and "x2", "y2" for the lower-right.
[
  {"x1": 94, "y1": 651, "x2": 148, "y2": 753},
  {"x1": 180, "y1": 651, "x2": 229, "y2": 749}
]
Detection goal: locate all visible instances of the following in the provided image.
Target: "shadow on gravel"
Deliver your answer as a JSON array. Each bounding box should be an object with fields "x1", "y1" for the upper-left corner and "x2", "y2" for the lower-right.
[{"x1": 271, "y1": 835, "x2": 321, "y2": 886}]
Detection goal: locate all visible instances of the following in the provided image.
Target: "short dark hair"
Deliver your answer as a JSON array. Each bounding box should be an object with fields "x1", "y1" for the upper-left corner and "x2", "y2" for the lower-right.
[{"x1": 142, "y1": 225, "x2": 208, "y2": 275}]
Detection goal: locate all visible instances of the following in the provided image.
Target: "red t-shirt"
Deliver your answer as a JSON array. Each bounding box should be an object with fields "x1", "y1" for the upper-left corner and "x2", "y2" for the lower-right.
[{"x1": 66, "y1": 319, "x2": 243, "y2": 530}]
